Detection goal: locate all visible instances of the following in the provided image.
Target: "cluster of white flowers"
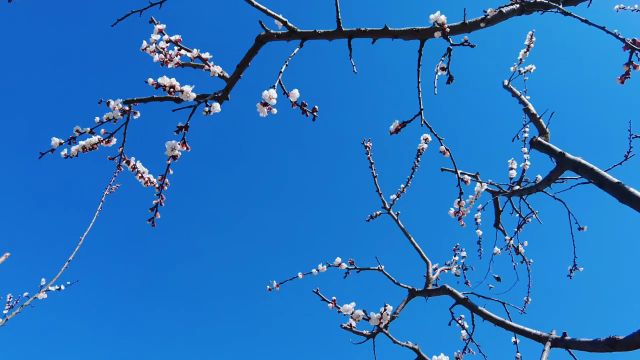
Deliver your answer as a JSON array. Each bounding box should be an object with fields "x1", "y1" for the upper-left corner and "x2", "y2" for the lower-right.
[
  {"x1": 122, "y1": 156, "x2": 158, "y2": 188},
  {"x1": 474, "y1": 209, "x2": 483, "y2": 238},
  {"x1": 493, "y1": 246, "x2": 502, "y2": 255},
  {"x1": 288, "y1": 88, "x2": 300, "y2": 102},
  {"x1": 257, "y1": 88, "x2": 279, "y2": 117},
  {"x1": 431, "y1": 354, "x2": 449, "y2": 360},
  {"x1": 3, "y1": 293, "x2": 19, "y2": 314},
  {"x1": 510, "y1": 30, "x2": 536, "y2": 73},
  {"x1": 418, "y1": 133, "x2": 432, "y2": 152},
  {"x1": 520, "y1": 148, "x2": 531, "y2": 171},
  {"x1": 267, "y1": 257, "x2": 359, "y2": 292},
  {"x1": 325, "y1": 297, "x2": 372, "y2": 328},
  {"x1": 164, "y1": 140, "x2": 183, "y2": 158},
  {"x1": 368, "y1": 304, "x2": 393, "y2": 327},
  {"x1": 50, "y1": 137, "x2": 65, "y2": 149},
  {"x1": 519, "y1": 64, "x2": 536, "y2": 75},
  {"x1": 148, "y1": 76, "x2": 197, "y2": 101},
  {"x1": 454, "y1": 314, "x2": 470, "y2": 341},
  {"x1": 614, "y1": 4, "x2": 640, "y2": 11},
  {"x1": 315, "y1": 263, "x2": 328, "y2": 274},
  {"x1": 140, "y1": 22, "x2": 225, "y2": 77},
  {"x1": 503, "y1": 235, "x2": 529, "y2": 256},
  {"x1": 508, "y1": 158, "x2": 518, "y2": 179},
  {"x1": 101, "y1": 98, "x2": 139, "y2": 122},
  {"x1": 202, "y1": 102, "x2": 222, "y2": 116},
  {"x1": 429, "y1": 11, "x2": 447, "y2": 26},
  {"x1": 438, "y1": 145, "x2": 450, "y2": 157},
  {"x1": 441, "y1": 244, "x2": 469, "y2": 281},
  {"x1": 333, "y1": 257, "x2": 348, "y2": 269},
  {"x1": 448, "y1": 182, "x2": 488, "y2": 226},
  {"x1": 61, "y1": 135, "x2": 116, "y2": 158}
]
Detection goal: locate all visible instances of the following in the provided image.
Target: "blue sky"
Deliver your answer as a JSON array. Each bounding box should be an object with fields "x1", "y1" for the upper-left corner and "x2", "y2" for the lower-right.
[{"x1": 0, "y1": 1, "x2": 638, "y2": 359}]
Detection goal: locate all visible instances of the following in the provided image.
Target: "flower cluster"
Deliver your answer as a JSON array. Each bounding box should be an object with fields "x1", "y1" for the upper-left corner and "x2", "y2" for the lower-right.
[
  {"x1": 508, "y1": 158, "x2": 518, "y2": 180},
  {"x1": 618, "y1": 38, "x2": 639, "y2": 85},
  {"x1": 510, "y1": 31, "x2": 536, "y2": 73},
  {"x1": 438, "y1": 145, "x2": 451, "y2": 157},
  {"x1": 121, "y1": 156, "x2": 158, "y2": 188},
  {"x1": 429, "y1": 11, "x2": 447, "y2": 26},
  {"x1": 61, "y1": 135, "x2": 117, "y2": 158},
  {"x1": 202, "y1": 102, "x2": 222, "y2": 116},
  {"x1": 267, "y1": 257, "x2": 352, "y2": 291},
  {"x1": 45, "y1": 99, "x2": 139, "y2": 160},
  {"x1": 100, "y1": 99, "x2": 140, "y2": 123},
  {"x1": 285, "y1": 88, "x2": 319, "y2": 121},
  {"x1": 257, "y1": 88, "x2": 278, "y2": 117},
  {"x1": 418, "y1": 133, "x2": 432, "y2": 152},
  {"x1": 614, "y1": 4, "x2": 640, "y2": 11},
  {"x1": 367, "y1": 303, "x2": 393, "y2": 327},
  {"x1": 454, "y1": 314, "x2": 470, "y2": 341},
  {"x1": 3, "y1": 278, "x2": 72, "y2": 321},
  {"x1": 140, "y1": 21, "x2": 225, "y2": 77},
  {"x1": 389, "y1": 119, "x2": 410, "y2": 135},
  {"x1": 164, "y1": 140, "x2": 184, "y2": 159},
  {"x1": 3, "y1": 293, "x2": 22, "y2": 315},
  {"x1": 429, "y1": 11, "x2": 450, "y2": 39},
  {"x1": 435, "y1": 244, "x2": 472, "y2": 286},
  {"x1": 147, "y1": 76, "x2": 197, "y2": 102},
  {"x1": 448, "y1": 181, "x2": 488, "y2": 226},
  {"x1": 325, "y1": 295, "x2": 394, "y2": 329}
]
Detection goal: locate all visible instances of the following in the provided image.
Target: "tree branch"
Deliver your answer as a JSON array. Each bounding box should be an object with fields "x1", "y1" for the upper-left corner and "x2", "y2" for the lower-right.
[{"x1": 531, "y1": 137, "x2": 640, "y2": 212}]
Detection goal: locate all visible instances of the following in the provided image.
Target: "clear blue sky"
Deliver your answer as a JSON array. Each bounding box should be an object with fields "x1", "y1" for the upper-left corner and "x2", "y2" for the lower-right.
[{"x1": 0, "y1": 1, "x2": 638, "y2": 359}]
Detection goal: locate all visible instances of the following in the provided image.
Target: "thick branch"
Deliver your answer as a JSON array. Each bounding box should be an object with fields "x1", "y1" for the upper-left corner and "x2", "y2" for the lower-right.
[
  {"x1": 531, "y1": 137, "x2": 640, "y2": 212},
  {"x1": 503, "y1": 81, "x2": 550, "y2": 141},
  {"x1": 419, "y1": 285, "x2": 640, "y2": 353}
]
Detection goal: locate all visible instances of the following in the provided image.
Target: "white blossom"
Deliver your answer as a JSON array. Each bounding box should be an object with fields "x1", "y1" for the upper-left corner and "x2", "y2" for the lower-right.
[
  {"x1": 340, "y1": 302, "x2": 356, "y2": 315},
  {"x1": 262, "y1": 88, "x2": 278, "y2": 106},
  {"x1": 352, "y1": 309, "x2": 365, "y2": 322},
  {"x1": 164, "y1": 140, "x2": 182, "y2": 158},
  {"x1": 50, "y1": 137, "x2": 64, "y2": 149},
  {"x1": 210, "y1": 65, "x2": 223, "y2": 77},
  {"x1": 288, "y1": 88, "x2": 300, "y2": 102},
  {"x1": 368, "y1": 312, "x2": 381, "y2": 326},
  {"x1": 389, "y1": 120, "x2": 400, "y2": 133},
  {"x1": 179, "y1": 85, "x2": 197, "y2": 101},
  {"x1": 429, "y1": 11, "x2": 447, "y2": 26},
  {"x1": 256, "y1": 102, "x2": 269, "y2": 117}
]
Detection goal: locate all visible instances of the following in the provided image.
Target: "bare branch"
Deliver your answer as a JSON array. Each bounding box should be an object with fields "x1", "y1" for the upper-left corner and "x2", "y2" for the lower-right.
[
  {"x1": 531, "y1": 137, "x2": 640, "y2": 212},
  {"x1": 244, "y1": 0, "x2": 299, "y2": 32},
  {"x1": 1, "y1": 168, "x2": 121, "y2": 326},
  {"x1": 112, "y1": 0, "x2": 167, "y2": 27}
]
